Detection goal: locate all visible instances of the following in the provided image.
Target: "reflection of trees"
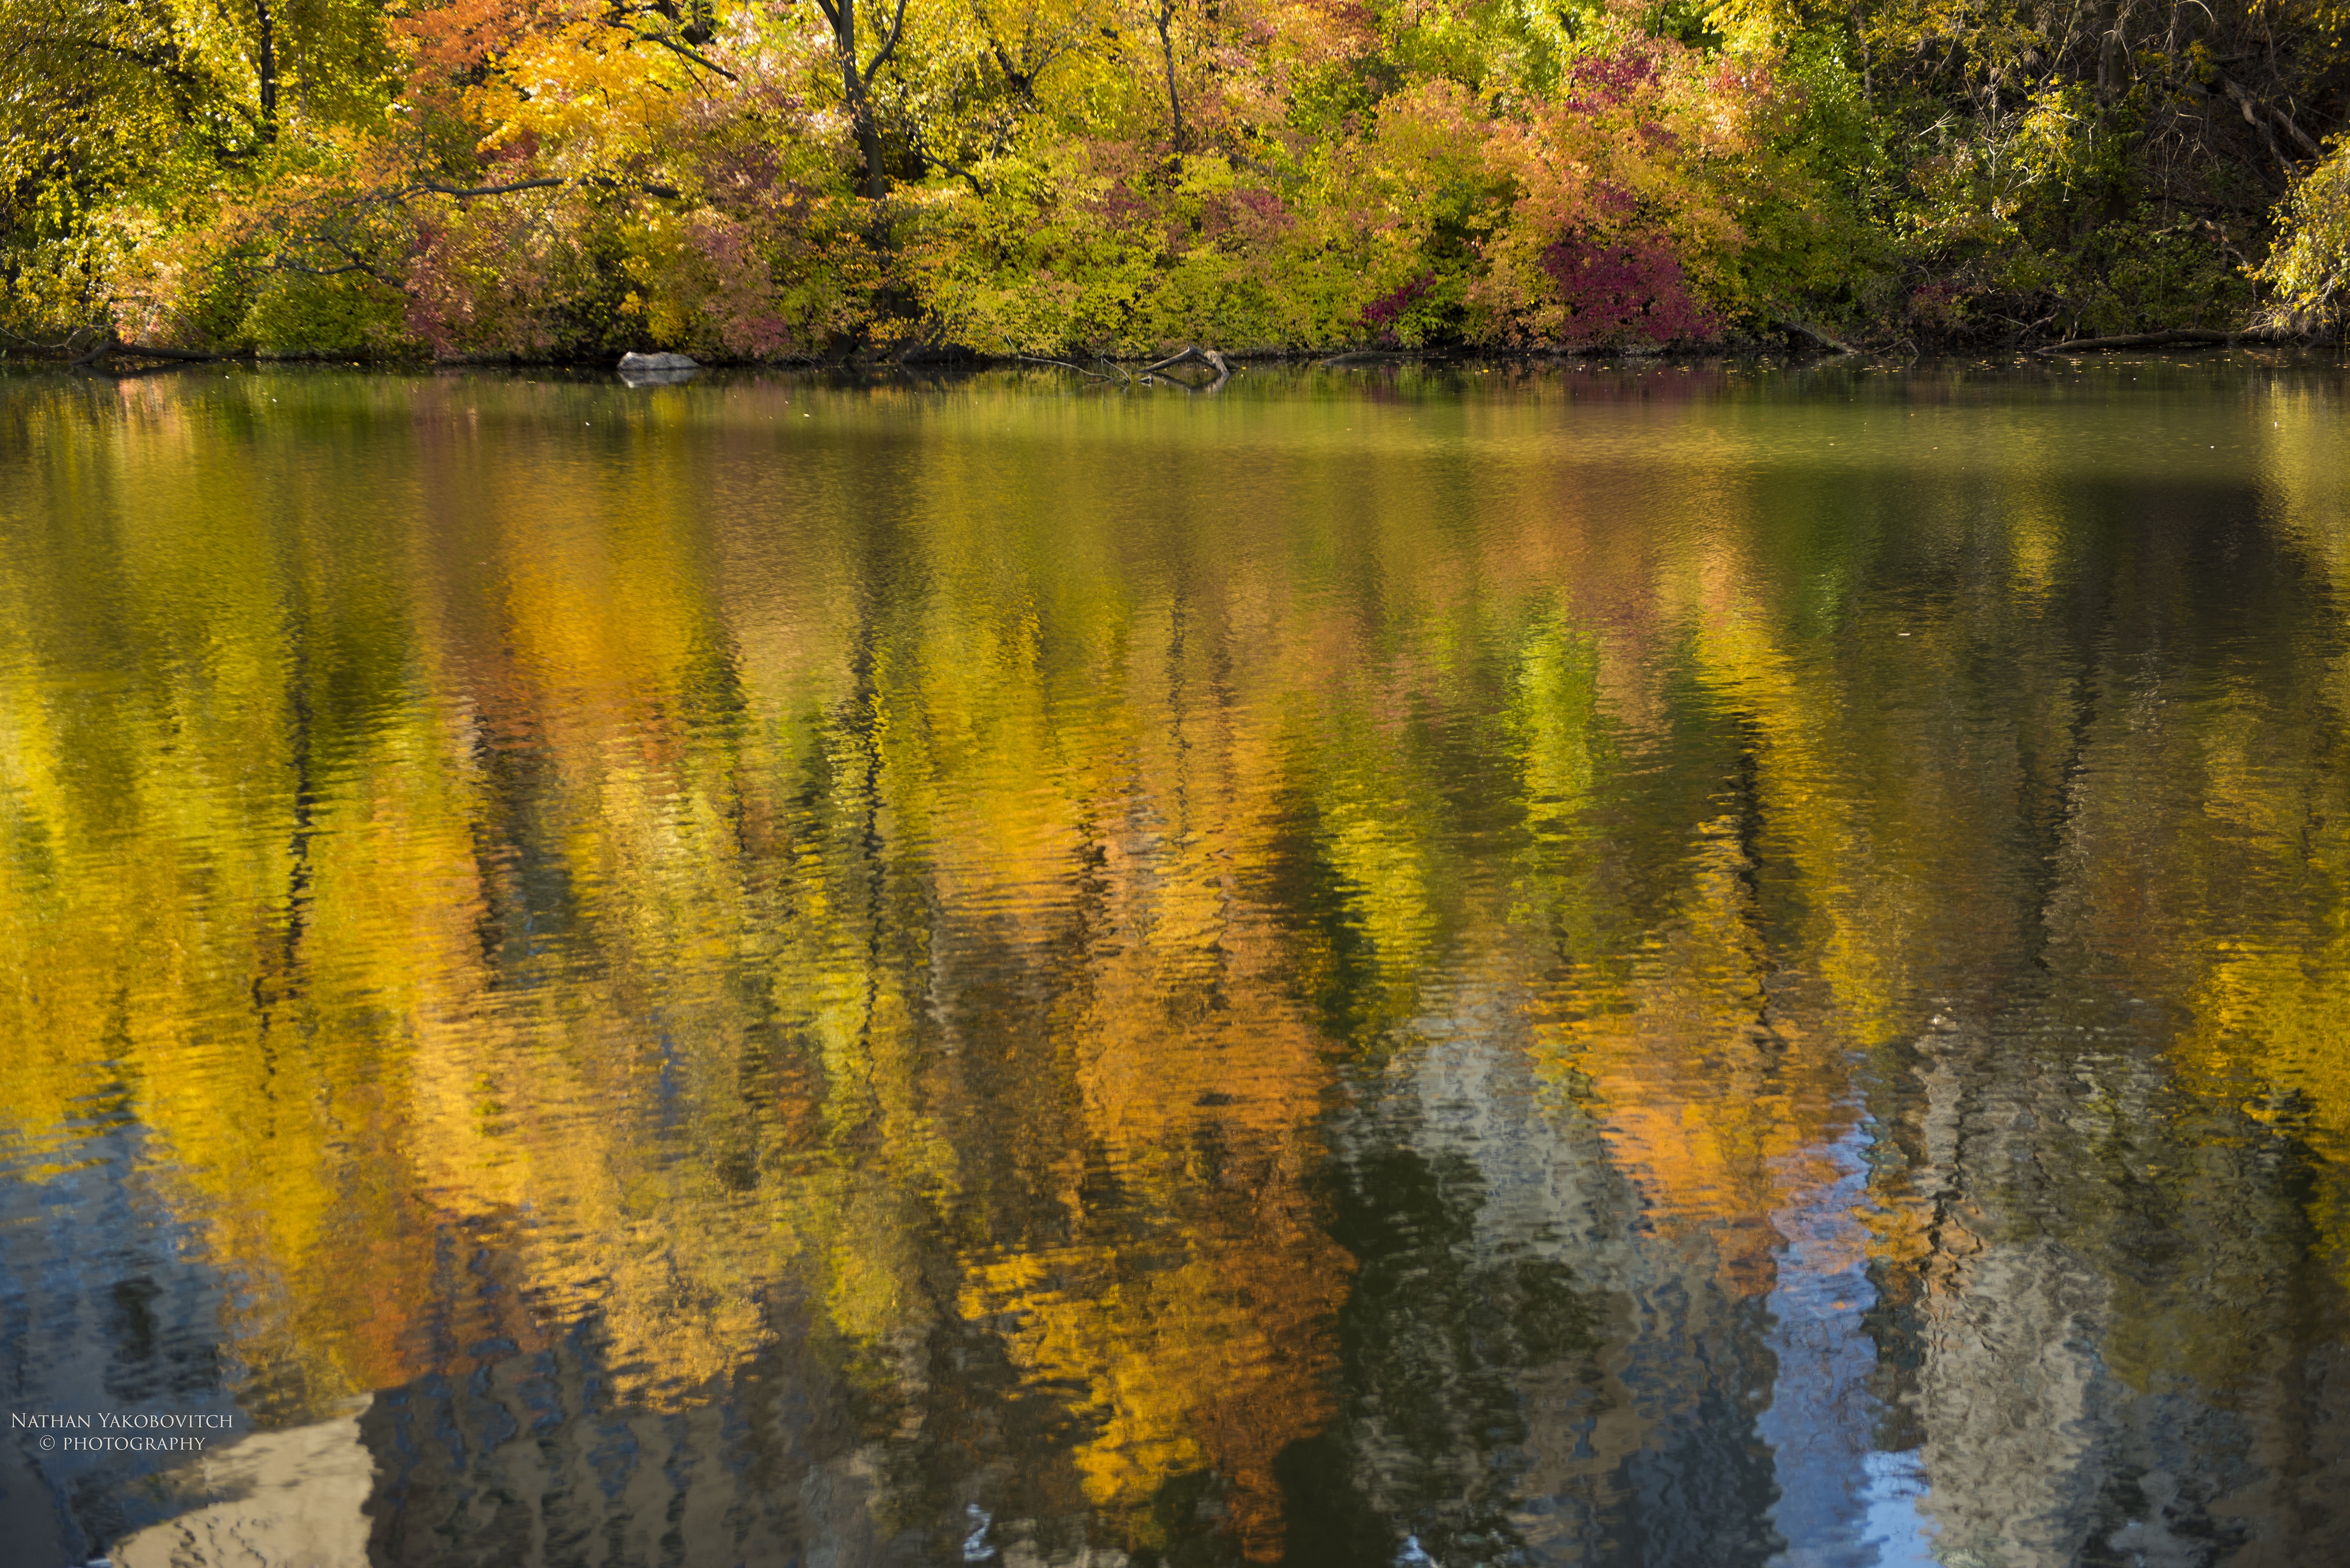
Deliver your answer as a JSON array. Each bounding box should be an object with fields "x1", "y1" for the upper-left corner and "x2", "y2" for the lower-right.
[{"x1": 4, "y1": 368, "x2": 2350, "y2": 1560}]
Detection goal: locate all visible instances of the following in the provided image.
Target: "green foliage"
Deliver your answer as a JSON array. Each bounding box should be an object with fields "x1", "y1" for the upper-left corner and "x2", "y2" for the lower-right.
[
  {"x1": 2075, "y1": 209, "x2": 2257, "y2": 335},
  {"x1": 1825, "y1": 0, "x2": 2350, "y2": 342},
  {"x1": 241, "y1": 269, "x2": 410, "y2": 356},
  {"x1": 1709, "y1": 34, "x2": 1887, "y2": 327},
  {"x1": 1640, "y1": 0, "x2": 1724, "y2": 51},
  {"x1": 2261, "y1": 137, "x2": 2350, "y2": 331}
]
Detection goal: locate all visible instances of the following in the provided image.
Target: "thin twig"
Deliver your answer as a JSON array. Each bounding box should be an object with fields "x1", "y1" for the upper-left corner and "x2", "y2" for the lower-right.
[{"x1": 1013, "y1": 354, "x2": 1110, "y2": 379}]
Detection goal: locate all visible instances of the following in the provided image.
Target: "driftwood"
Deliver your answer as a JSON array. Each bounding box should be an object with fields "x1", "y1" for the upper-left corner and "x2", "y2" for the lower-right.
[
  {"x1": 1781, "y1": 320, "x2": 1859, "y2": 356},
  {"x1": 2035, "y1": 328, "x2": 2237, "y2": 355},
  {"x1": 68, "y1": 333, "x2": 234, "y2": 371},
  {"x1": 112, "y1": 342, "x2": 228, "y2": 362},
  {"x1": 1141, "y1": 344, "x2": 1231, "y2": 391}
]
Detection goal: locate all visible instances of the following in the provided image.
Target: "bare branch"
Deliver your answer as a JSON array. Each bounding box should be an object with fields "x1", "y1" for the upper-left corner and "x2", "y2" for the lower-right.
[
  {"x1": 869, "y1": 0, "x2": 913, "y2": 73},
  {"x1": 2219, "y1": 75, "x2": 2321, "y2": 159},
  {"x1": 624, "y1": 27, "x2": 739, "y2": 80},
  {"x1": 417, "y1": 176, "x2": 568, "y2": 196},
  {"x1": 1013, "y1": 354, "x2": 1112, "y2": 378},
  {"x1": 415, "y1": 175, "x2": 684, "y2": 199}
]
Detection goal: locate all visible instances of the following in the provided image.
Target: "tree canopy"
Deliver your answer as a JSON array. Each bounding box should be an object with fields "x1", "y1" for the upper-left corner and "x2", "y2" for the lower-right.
[{"x1": 5, "y1": 0, "x2": 2350, "y2": 357}]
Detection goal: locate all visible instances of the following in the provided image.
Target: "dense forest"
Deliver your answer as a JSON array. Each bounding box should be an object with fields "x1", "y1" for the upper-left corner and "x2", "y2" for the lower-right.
[{"x1": 7, "y1": 0, "x2": 2350, "y2": 360}]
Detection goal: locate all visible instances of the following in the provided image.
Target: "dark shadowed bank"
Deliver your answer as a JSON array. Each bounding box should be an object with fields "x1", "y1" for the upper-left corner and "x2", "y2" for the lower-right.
[{"x1": 11, "y1": 0, "x2": 2350, "y2": 367}]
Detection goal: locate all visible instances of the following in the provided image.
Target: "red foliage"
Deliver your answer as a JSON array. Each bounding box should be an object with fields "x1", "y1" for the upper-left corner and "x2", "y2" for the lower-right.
[
  {"x1": 1362, "y1": 271, "x2": 1435, "y2": 345},
  {"x1": 1539, "y1": 230, "x2": 1717, "y2": 346},
  {"x1": 1562, "y1": 51, "x2": 1663, "y2": 112},
  {"x1": 394, "y1": 0, "x2": 572, "y2": 104}
]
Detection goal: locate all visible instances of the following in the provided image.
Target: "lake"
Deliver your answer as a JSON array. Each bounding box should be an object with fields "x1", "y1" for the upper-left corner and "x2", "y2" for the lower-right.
[{"x1": 4, "y1": 358, "x2": 2348, "y2": 1567}]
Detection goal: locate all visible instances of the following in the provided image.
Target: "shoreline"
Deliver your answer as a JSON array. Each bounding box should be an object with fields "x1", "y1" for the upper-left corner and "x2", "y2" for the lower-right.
[{"x1": 5, "y1": 328, "x2": 2332, "y2": 378}]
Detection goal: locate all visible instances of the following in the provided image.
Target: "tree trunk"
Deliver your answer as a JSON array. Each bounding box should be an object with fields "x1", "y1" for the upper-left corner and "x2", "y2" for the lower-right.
[
  {"x1": 855, "y1": 104, "x2": 887, "y2": 202},
  {"x1": 817, "y1": 0, "x2": 903, "y2": 201},
  {"x1": 832, "y1": 2, "x2": 882, "y2": 199},
  {"x1": 1155, "y1": 1, "x2": 1183, "y2": 152},
  {"x1": 255, "y1": 0, "x2": 278, "y2": 143}
]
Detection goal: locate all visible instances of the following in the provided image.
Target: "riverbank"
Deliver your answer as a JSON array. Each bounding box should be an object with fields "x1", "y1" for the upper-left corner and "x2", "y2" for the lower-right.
[{"x1": 9, "y1": 324, "x2": 2331, "y2": 379}]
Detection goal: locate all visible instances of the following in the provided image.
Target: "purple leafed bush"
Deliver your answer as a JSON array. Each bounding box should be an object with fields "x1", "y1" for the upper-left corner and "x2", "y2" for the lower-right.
[
  {"x1": 1362, "y1": 272, "x2": 1437, "y2": 345},
  {"x1": 1538, "y1": 230, "x2": 1716, "y2": 346}
]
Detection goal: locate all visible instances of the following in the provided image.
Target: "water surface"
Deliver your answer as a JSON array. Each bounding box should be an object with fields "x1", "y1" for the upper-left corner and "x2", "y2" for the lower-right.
[{"x1": 5, "y1": 358, "x2": 2350, "y2": 1566}]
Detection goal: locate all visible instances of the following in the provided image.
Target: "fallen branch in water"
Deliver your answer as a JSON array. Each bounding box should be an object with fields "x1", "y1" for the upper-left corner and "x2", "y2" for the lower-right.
[
  {"x1": 69, "y1": 333, "x2": 237, "y2": 371},
  {"x1": 1140, "y1": 344, "x2": 1231, "y2": 391},
  {"x1": 109, "y1": 341, "x2": 229, "y2": 362},
  {"x1": 1013, "y1": 353, "x2": 1115, "y2": 380},
  {"x1": 2035, "y1": 328, "x2": 2236, "y2": 354},
  {"x1": 1781, "y1": 320, "x2": 1859, "y2": 356}
]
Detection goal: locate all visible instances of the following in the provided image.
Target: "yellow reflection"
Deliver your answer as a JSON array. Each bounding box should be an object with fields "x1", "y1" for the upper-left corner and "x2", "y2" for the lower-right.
[{"x1": 5, "y1": 371, "x2": 2350, "y2": 1561}]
